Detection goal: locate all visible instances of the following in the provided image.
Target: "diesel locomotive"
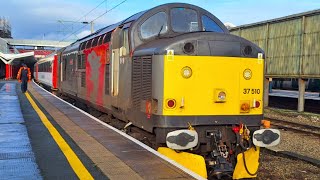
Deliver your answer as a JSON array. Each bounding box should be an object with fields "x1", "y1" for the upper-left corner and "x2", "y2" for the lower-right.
[{"x1": 34, "y1": 3, "x2": 280, "y2": 179}]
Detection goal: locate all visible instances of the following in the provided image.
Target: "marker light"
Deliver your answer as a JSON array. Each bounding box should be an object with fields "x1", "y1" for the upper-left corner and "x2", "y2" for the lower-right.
[
  {"x1": 181, "y1": 66, "x2": 192, "y2": 79},
  {"x1": 166, "y1": 99, "x2": 176, "y2": 108},
  {"x1": 255, "y1": 101, "x2": 261, "y2": 108},
  {"x1": 240, "y1": 102, "x2": 250, "y2": 112},
  {"x1": 261, "y1": 120, "x2": 271, "y2": 128},
  {"x1": 253, "y1": 99, "x2": 261, "y2": 108},
  {"x1": 243, "y1": 69, "x2": 252, "y2": 80}
]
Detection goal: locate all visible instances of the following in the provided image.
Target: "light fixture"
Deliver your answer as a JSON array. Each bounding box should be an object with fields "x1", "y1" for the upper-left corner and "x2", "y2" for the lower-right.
[
  {"x1": 181, "y1": 66, "x2": 192, "y2": 79},
  {"x1": 166, "y1": 99, "x2": 176, "y2": 108},
  {"x1": 243, "y1": 69, "x2": 252, "y2": 80}
]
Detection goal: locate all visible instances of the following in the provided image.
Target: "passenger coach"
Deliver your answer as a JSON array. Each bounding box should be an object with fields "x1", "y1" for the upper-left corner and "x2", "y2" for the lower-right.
[{"x1": 34, "y1": 52, "x2": 59, "y2": 90}]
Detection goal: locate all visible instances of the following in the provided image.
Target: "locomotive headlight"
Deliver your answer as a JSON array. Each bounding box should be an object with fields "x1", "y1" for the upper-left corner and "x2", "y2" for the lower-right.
[
  {"x1": 181, "y1": 66, "x2": 192, "y2": 79},
  {"x1": 218, "y1": 91, "x2": 226, "y2": 101},
  {"x1": 243, "y1": 69, "x2": 252, "y2": 80},
  {"x1": 214, "y1": 89, "x2": 227, "y2": 102}
]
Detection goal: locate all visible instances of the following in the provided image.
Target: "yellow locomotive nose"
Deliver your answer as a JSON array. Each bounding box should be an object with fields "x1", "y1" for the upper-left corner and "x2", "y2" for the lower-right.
[{"x1": 162, "y1": 55, "x2": 263, "y2": 116}]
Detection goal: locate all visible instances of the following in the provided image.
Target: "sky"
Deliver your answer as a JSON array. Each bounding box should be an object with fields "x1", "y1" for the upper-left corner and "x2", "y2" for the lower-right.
[{"x1": 1, "y1": 0, "x2": 319, "y2": 42}]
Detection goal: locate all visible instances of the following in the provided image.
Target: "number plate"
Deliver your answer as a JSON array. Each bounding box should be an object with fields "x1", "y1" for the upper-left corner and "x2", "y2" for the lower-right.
[{"x1": 243, "y1": 88, "x2": 261, "y2": 94}]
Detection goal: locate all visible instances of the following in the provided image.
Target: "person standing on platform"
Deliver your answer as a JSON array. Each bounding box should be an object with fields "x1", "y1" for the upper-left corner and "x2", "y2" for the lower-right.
[{"x1": 17, "y1": 63, "x2": 31, "y2": 93}]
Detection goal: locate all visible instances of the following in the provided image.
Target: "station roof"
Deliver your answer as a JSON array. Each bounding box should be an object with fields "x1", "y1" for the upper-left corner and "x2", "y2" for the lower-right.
[{"x1": 3, "y1": 38, "x2": 72, "y2": 48}]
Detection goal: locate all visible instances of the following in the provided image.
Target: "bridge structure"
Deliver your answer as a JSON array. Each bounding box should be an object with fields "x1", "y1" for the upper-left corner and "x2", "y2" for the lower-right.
[{"x1": 0, "y1": 37, "x2": 71, "y2": 80}]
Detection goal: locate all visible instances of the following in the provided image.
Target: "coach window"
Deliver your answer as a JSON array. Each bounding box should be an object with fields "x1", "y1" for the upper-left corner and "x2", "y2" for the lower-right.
[
  {"x1": 50, "y1": 62, "x2": 52, "y2": 72},
  {"x1": 140, "y1": 12, "x2": 167, "y2": 39},
  {"x1": 171, "y1": 8, "x2": 199, "y2": 32},
  {"x1": 202, "y1": 15, "x2": 224, "y2": 33}
]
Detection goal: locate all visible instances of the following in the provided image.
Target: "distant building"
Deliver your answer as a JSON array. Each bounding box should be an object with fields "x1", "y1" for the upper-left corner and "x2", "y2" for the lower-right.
[{"x1": 0, "y1": 17, "x2": 12, "y2": 38}]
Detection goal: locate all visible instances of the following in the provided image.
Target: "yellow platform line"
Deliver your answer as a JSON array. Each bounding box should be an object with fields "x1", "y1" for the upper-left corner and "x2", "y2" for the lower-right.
[{"x1": 25, "y1": 92, "x2": 94, "y2": 180}]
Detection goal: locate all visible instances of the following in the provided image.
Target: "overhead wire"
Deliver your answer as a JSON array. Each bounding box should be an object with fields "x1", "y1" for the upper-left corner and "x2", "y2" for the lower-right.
[
  {"x1": 59, "y1": 0, "x2": 128, "y2": 43},
  {"x1": 57, "y1": 0, "x2": 107, "y2": 41}
]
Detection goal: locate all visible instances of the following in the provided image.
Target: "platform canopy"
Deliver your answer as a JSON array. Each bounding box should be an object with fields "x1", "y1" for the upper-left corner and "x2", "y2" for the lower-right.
[
  {"x1": 3, "y1": 38, "x2": 71, "y2": 48},
  {"x1": 0, "y1": 51, "x2": 36, "y2": 65}
]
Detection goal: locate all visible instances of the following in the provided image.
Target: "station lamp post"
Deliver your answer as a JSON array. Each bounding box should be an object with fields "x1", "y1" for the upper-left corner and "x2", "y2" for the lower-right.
[{"x1": 81, "y1": 21, "x2": 94, "y2": 33}]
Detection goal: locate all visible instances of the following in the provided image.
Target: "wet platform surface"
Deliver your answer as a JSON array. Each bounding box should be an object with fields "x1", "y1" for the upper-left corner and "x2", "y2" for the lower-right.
[
  {"x1": 0, "y1": 82, "x2": 42, "y2": 179},
  {"x1": 269, "y1": 89, "x2": 320, "y2": 100},
  {"x1": 28, "y1": 81, "x2": 198, "y2": 179}
]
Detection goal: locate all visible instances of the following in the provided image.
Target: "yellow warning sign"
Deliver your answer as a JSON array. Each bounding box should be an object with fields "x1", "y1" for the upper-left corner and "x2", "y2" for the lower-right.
[{"x1": 167, "y1": 50, "x2": 174, "y2": 61}]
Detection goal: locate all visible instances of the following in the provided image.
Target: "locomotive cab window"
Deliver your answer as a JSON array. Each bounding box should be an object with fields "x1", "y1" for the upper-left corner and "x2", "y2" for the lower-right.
[
  {"x1": 171, "y1": 8, "x2": 199, "y2": 32},
  {"x1": 140, "y1": 12, "x2": 168, "y2": 39},
  {"x1": 202, "y1": 15, "x2": 224, "y2": 33}
]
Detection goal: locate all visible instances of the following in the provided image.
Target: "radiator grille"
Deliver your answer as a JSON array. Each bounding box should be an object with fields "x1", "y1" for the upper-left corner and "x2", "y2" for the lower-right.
[
  {"x1": 132, "y1": 56, "x2": 152, "y2": 109},
  {"x1": 81, "y1": 72, "x2": 86, "y2": 87}
]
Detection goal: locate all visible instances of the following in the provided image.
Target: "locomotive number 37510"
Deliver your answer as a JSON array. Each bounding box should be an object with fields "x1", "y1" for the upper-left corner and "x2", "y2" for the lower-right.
[{"x1": 243, "y1": 88, "x2": 261, "y2": 94}]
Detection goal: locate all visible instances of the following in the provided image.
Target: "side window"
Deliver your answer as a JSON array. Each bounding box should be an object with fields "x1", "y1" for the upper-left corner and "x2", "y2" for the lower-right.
[
  {"x1": 202, "y1": 15, "x2": 224, "y2": 33},
  {"x1": 140, "y1": 12, "x2": 168, "y2": 39},
  {"x1": 80, "y1": 43, "x2": 85, "y2": 51},
  {"x1": 98, "y1": 35, "x2": 103, "y2": 45},
  {"x1": 103, "y1": 33, "x2": 111, "y2": 43},
  {"x1": 85, "y1": 39, "x2": 92, "y2": 49},
  {"x1": 77, "y1": 54, "x2": 86, "y2": 69},
  {"x1": 92, "y1": 37, "x2": 99, "y2": 47},
  {"x1": 63, "y1": 57, "x2": 67, "y2": 81},
  {"x1": 120, "y1": 29, "x2": 129, "y2": 57}
]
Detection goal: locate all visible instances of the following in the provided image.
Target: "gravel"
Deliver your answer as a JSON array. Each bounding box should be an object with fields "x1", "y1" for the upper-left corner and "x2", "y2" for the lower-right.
[
  {"x1": 264, "y1": 107, "x2": 320, "y2": 161},
  {"x1": 258, "y1": 151, "x2": 320, "y2": 180},
  {"x1": 258, "y1": 107, "x2": 320, "y2": 179},
  {"x1": 264, "y1": 107, "x2": 320, "y2": 127},
  {"x1": 275, "y1": 130, "x2": 320, "y2": 160}
]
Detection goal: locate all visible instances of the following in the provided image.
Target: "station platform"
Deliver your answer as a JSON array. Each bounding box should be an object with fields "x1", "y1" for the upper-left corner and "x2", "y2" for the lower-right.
[
  {"x1": 269, "y1": 89, "x2": 320, "y2": 100},
  {"x1": 0, "y1": 81, "x2": 201, "y2": 180}
]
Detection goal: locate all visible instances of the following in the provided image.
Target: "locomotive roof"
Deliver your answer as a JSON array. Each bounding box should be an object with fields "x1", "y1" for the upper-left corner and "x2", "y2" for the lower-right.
[
  {"x1": 72, "y1": 10, "x2": 146, "y2": 45},
  {"x1": 64, "y1": 3, "x2": 228, "y2": 53}
]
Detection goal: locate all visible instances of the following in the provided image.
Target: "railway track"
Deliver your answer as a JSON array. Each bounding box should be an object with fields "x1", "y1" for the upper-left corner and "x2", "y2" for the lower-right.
[
  {"x1": 265, "y1": 118, "x2": 320, "y2": 168},
  {"x1": 268, "y1": 118, "x2": 320, "y2": 137},
  {"x1": 269, "y1": 96, "x2": 320, "y2": 114}
]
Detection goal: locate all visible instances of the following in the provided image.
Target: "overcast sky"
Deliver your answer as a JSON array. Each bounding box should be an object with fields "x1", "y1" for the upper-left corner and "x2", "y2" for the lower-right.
[{"x1": 1, "y1": 0, "x2": 319, "y2": 42}]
